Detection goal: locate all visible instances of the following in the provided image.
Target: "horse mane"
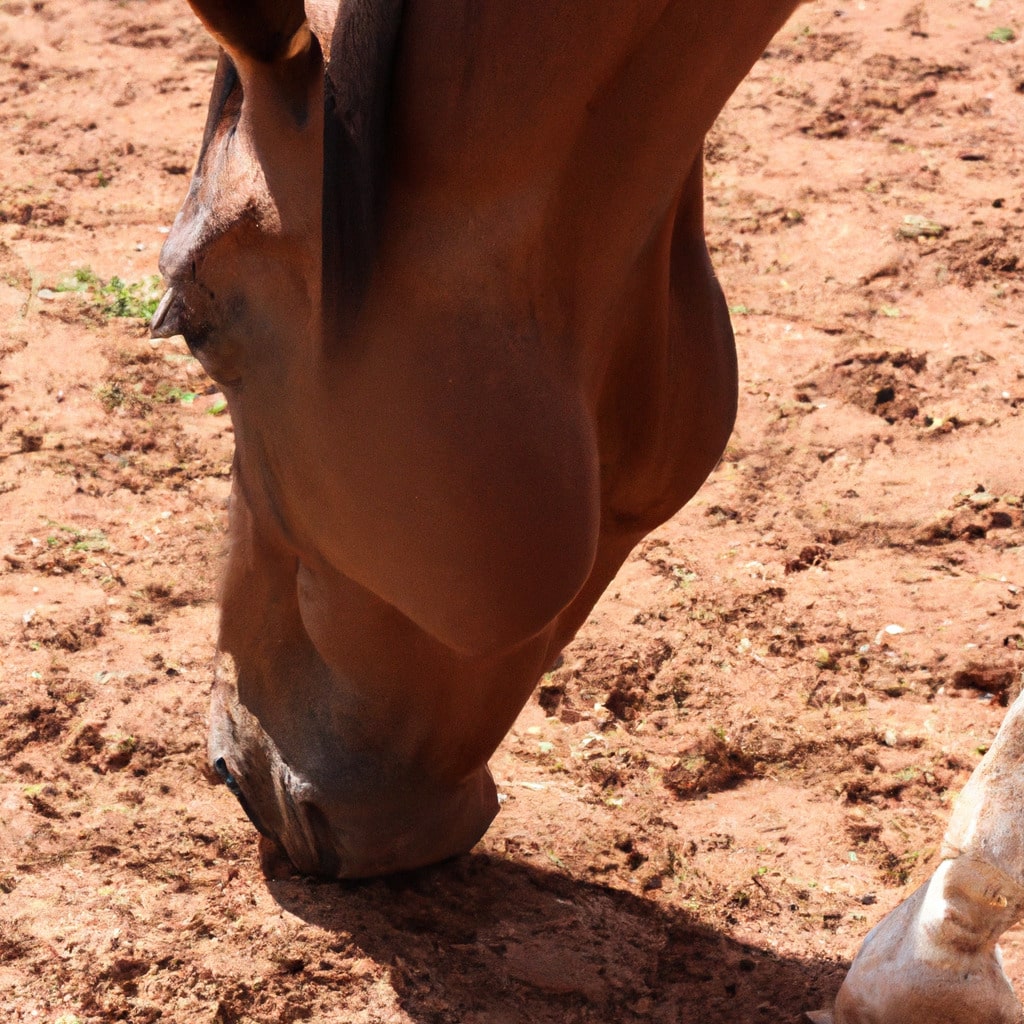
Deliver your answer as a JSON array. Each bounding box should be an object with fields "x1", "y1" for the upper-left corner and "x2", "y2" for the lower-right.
[{"x1": 321, "y1": 0, "x2": 405, "y2": 335}]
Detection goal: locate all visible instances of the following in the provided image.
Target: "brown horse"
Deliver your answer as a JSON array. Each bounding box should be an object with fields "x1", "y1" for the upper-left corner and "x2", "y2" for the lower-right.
[{"x1": 152, "y1": 3, "x2": 1024, "y2": 1021}]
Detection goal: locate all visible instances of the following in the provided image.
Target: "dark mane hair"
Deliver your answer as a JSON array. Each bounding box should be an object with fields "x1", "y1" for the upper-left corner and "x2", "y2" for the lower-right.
[{"x1": 321, "y1": 0, "x2": 405, "y2": 335}]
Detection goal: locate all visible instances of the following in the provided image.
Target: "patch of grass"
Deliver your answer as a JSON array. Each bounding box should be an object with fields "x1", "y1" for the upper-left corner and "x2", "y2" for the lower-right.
[
  {"x1": 154, "y1": 385, "x2": 198, "y2": 406},
  {"x1": 96, "y1": 379, "x2": 134, "y2": 413},
  {"x1": 54, "y1": 266, "x2": 99, "y2": 292},
  {"x1": 987, "y1": 27, "x2": 1016, "y2": 43},
  {"x1": 101, "y1": 275, "x2": 162, "y2": 319},
  {"x1": 672, "y1": 566, "x2": 698, "y2": 589},
  {"x1": 72, "y1": 532, "x2": 109, "y2": 553},
  {"x1": 53, "y1": 266, "x2": 162, "y2": 319},
  {"x1": 43, "y1": 520, "x2": 108, "y2": 553}
]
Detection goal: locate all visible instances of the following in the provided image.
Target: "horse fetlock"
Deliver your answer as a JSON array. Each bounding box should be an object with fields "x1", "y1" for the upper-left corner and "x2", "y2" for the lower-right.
[
  {"x1": 823, "y1": 858, "x2": 1024, "y2": 1024},
  {"x1": 921, "y1": 856, "x2": 1024, "y2": 955}
]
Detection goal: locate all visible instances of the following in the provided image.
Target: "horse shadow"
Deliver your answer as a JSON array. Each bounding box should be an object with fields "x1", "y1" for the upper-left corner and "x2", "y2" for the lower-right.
[{"x1": 266, "y1": 851, "x2": 846, "y2": 1023}]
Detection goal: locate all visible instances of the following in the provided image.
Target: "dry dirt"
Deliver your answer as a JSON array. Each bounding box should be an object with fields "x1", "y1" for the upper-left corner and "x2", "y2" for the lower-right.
[{"x1": 1, "y1": 1, "x2": 1023, "y2": 1022}]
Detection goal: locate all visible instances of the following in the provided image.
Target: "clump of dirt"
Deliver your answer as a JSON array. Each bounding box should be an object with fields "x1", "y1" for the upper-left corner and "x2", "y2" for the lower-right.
[
  {"x1": 947, "y1": 227, "x2": 1023, "y2": 285},
  {"x1": 810, "y1": 349, "x2": 928, "y2": 424},
  {"x1": 804, "y1": 54, "x2": 967, "y2": 137},
  {"x1": 663, "y1": 731, "x2": 758, "y2": 798}
]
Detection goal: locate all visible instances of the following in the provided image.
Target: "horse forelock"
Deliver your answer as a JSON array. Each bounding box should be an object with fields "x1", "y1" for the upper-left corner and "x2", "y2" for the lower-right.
[{"x1": 321, "y1": 0, "x2": 405, "y2": 336}]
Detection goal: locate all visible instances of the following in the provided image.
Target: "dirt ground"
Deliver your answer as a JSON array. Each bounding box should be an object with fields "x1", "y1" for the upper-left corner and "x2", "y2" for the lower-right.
[{"x1": 1, "y1": 1, "x2": 1023, "y2": 1021}]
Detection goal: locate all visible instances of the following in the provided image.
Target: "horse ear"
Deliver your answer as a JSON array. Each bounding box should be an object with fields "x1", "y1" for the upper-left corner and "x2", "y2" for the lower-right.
[{"x1": 186, "y1": 0, "x2": 310, "y2": 64}]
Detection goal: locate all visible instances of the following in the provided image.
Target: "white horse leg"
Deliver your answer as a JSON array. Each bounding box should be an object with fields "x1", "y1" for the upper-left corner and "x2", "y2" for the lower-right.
[{"x1": 811, "y1": 690, "x2": 1024, "y2": 1024}]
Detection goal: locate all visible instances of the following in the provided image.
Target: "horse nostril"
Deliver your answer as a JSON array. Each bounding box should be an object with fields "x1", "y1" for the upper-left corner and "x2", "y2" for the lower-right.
[
  {"x1": 213, "y1": 756, "x2": 274, "y2": 840},
  {"x1": 213, "y1": 755, "x2": 242, "y2": 794}
]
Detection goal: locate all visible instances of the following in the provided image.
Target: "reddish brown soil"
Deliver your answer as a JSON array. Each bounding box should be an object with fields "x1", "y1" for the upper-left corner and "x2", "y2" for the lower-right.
[{"x1": 2, "y1": 2, "x2": 1023, "y2": 1022}]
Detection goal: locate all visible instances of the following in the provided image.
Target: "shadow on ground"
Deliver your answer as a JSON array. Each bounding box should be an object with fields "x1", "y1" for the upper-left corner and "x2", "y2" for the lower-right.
[{"x1": 268, "y1": 852, "x2": 846, "y2": 1024}]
